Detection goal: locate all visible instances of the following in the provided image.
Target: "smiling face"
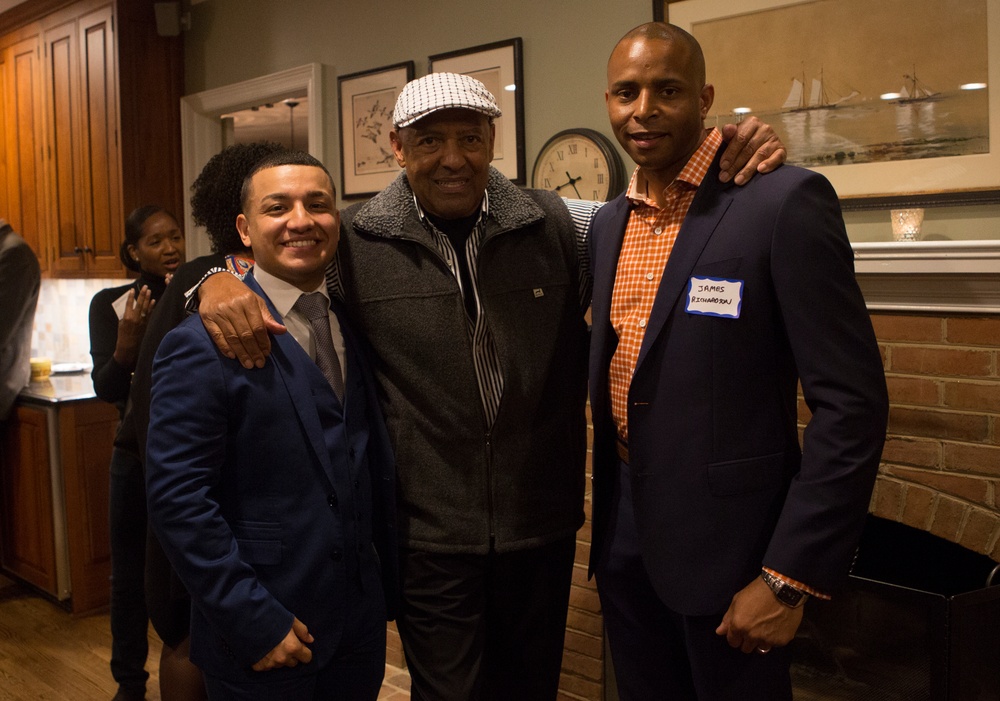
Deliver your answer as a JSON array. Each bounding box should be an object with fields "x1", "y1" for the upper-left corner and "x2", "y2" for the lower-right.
[
  {"x1": 606, "y1": 30, "x2": 714, "y2": 192},
  {"x1": 236, "y1": 164, "x2": 339, "y2": 291},
  {"x1": 130, "y1": 211, "x2": 184, "y2": 278},
  {"x1": 390, "y1": 108, "x2": 495, "y2": 220}
]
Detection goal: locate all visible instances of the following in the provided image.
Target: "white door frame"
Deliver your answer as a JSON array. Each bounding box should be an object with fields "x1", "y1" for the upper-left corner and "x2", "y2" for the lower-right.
[{"x1": 179, "y1": 63, "x2": 324, "y2": 257}]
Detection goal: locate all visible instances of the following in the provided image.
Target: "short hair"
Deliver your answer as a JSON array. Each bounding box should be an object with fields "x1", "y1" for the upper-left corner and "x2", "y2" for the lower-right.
[
  {"x1": 611, "y1": 22, "x2": 706, "y2": 87},
  {"x1": 239, "y1": 151, "x2": 336, "y2": 213},
  {"x1": 121, "y1": 205, "x2": 175, "y2": 272},
  {"x1": 190, "y1": 141, "x2": 286, "y2": 255}
]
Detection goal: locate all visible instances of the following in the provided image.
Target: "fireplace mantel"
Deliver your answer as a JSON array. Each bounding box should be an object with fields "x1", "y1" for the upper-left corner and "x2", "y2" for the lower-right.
[{"x1": 853, "y1": 240, "x2": 1000, "y2": 314}]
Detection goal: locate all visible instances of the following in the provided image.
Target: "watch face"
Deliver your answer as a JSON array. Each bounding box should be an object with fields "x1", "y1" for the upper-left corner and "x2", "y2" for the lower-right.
[
  {"x1": 776, "y1": 585, "x2": 804, "y2": 607},
  {"x1": 762, "y1": 570, "x2": 806, "y2": 607},
  {"x1": 532, "y1": 128, "x2": 626, "y2": 202}
]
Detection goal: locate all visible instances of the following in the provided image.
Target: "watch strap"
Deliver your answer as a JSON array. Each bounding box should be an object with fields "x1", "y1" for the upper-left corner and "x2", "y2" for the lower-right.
[{"x1": 760, "y1": 569, "x2": 808, "y2": 608}]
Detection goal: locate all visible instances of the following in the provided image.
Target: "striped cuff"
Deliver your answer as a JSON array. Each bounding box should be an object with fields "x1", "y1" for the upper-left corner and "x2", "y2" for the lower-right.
[
  {"x1": 762, "y1": 567, "x2": 830, "y2": 600},
  {"x1": 182, "y1": 266, "x2": 238, "y2": 315}
]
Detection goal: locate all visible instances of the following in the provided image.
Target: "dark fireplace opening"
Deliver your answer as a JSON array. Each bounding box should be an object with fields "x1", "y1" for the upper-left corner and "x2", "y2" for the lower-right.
[{"x1": 790, "y1": 515, "x2": 1000, "y2": 701}]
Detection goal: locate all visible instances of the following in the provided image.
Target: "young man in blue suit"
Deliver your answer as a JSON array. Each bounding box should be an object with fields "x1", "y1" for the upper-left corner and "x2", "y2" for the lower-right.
[
  {"x1": 589, "y1": 23, "x2": 889, "y2": 701},
  {"x1": 146, "y1": 151, "x2": 396, "y2": 700}
]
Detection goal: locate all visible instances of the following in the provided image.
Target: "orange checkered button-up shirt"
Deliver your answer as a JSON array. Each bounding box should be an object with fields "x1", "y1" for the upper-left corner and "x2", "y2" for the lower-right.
[
  {"x1": 608, "y1": 127, "x2": 721, "y2": 443},
  {"x1": 606, "y1": 128, "x2": 829, "y2": 601}
]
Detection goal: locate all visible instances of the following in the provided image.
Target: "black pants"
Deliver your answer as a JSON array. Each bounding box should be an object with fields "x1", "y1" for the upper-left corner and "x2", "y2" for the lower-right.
[
  {"x1": 396, "y1": 537, "x2": 576, "y2": 701},
  {"x1": 108, "y1": 447, "x2": 150, "y2": 692},
  {"x1": 596, "y1": 460, "x2": 792, "y2": 701}
]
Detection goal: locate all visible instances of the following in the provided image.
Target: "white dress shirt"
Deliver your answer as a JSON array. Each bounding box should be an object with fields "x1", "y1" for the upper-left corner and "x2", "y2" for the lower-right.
[{"x1": 252, "y1": 265, "x2": 347, "y2": 381}]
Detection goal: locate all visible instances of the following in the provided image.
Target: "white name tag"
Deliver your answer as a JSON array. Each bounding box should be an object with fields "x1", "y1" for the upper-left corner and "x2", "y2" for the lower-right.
[{"x1": 686, "y1": 277, "x2": 743, "y2": 318}]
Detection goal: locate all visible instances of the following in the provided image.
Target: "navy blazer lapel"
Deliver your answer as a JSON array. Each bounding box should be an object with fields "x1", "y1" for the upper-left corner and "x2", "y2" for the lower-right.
[
  {"x1": 592, "y1": 196, "x2": 630, "y2": 307},
  {"x1": 591, "y1": 194, "x2": 632, "y2": 346},
  {"x1": 635, "y1": 153, "x2": 734, "y2": 373},
  {"x1": 245, "y1": 274, "x2": 336, "y2": 484},
  {"x1": 590, "y1": 194, "x2": 632, "y2": 413}
]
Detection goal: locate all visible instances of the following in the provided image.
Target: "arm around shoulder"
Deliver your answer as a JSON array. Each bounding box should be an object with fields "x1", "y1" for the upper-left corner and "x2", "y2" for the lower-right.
[
  {"x1": 718, "y1": 117, "x2": 787, "y2": 184},
  {"x1": 197, "y1": 270, "x2": 285, "y2": 369}
]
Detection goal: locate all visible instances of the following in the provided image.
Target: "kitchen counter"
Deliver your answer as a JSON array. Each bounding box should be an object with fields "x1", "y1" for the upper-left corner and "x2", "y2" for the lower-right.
[
  {"x1": 2, "y1": 367, "x2": 114, "y2": 612},
  {"x1": 19, "y1": 370, "x2": 97, "y2": 404}
]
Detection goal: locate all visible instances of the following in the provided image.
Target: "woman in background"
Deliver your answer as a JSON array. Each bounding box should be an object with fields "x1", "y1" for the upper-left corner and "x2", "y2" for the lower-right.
[{"x1": 89, "y1": 205, "x2": 184, "y2": 701}]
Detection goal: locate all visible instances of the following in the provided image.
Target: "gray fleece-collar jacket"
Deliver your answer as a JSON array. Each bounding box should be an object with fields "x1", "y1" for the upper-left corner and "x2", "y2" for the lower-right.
[{"x1": 338, "y1": 168, "x2": 589, "y2": 554}]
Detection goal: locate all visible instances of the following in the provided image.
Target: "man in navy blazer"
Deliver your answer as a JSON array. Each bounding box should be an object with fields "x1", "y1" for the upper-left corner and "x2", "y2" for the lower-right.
[
  {"x1": 146, "y1": 152, "x2": 396, "y2": 700},
  {"x1": 589, "y1": 24, "x2": 888, "y2": 700}
]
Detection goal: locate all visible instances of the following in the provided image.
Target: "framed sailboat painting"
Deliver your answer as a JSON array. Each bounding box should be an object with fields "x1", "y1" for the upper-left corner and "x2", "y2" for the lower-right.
[{"x1": 670, "y1": 0, "x2": 1000, "y2": 202}]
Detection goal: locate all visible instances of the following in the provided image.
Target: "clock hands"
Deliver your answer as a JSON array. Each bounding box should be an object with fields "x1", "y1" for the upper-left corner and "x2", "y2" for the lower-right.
[
  {"x1": 566, "y1": 171, "x2": 583, "y2": 199},
  {"x1": 554, "y1": 171, "x2": 583, "y2": 198}
]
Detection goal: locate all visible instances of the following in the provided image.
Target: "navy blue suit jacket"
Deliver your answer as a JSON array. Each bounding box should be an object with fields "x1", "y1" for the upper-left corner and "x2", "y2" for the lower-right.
[
  {"x1": 588, "y1": 151, "x2": 888, "y2": 616},
  {"x1": 146, "y1": 273, "x2": 396, "y2": 680}
]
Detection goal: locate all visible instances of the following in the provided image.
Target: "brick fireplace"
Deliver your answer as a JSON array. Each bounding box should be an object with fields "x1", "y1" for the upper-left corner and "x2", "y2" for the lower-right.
[
  {"x1": 866, "y1": 313, "x2": 1000, "y2": 562},
  {"x1": 786, "y1": 311, "x2": 1000, "y2": 700}
]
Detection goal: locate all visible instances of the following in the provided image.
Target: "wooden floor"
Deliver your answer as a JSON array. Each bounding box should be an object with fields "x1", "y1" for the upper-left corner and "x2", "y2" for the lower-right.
[
  {"x1": 0, "y1": 574, "x2": 410, "y2": 700},
  {"x1": 0, "y1": 573, "x2": 158, "y2": 699}
]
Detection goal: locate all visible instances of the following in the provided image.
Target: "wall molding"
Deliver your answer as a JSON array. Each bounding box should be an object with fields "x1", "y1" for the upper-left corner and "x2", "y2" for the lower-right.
[
  {"x1": 854, "y1": 241, "x2": 1000, "y2": 314},
  {"x1": 179, "y1": 63, "x2": 324, "y2": 258}
]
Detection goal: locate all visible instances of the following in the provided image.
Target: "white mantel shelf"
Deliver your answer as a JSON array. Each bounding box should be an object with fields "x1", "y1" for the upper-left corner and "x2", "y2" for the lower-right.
[{"x1": 852, "y1": 241, "x2": 1000, "y2": 314}]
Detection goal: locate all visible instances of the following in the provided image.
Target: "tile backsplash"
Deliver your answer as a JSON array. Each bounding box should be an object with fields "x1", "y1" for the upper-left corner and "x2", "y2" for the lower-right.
[{"x1": 32, "y1": 278, "x2": 130, "y2": 365}]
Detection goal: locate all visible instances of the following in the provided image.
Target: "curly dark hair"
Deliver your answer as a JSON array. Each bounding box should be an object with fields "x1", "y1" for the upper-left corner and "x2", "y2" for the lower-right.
[{"x1": 190, "y1": 141, "x2": 286, "y2": 255}]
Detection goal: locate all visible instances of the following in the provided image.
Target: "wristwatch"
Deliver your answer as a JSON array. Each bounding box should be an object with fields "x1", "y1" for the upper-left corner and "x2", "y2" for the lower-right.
[{"x1": 760, "y1": 570, "x2": 808, "y2": 608}]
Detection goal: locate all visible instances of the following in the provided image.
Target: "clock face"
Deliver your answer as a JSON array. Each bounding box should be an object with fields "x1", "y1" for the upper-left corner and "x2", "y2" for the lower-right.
[{"x1": 532, "y1": 128, "x2": 626, "y2": 202}]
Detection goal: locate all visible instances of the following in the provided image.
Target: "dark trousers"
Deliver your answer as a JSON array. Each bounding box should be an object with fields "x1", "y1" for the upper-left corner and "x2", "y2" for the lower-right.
[
  {"x1": 108, "y1": 447, "x2": 150, "y2": 691},
  {"x1": 596, "y1": 460, "x2": 792, "y2": 701},
  {"x1": 397, "y1": 537, "x2": 576, "y2": 701}
]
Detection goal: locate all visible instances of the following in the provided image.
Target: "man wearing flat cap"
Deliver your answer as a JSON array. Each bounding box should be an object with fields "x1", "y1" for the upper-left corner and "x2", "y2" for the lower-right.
[{"x1": 195, "y1": 72, "x2": 785, "y2": 699}]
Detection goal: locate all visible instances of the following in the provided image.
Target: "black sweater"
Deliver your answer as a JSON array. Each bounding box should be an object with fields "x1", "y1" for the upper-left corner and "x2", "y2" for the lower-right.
[
  {"x1": 88, "y1": 272, "x2": 166, "y2": 416},
  {"x1": 114, "y1": 254, "x2": 228, "y2": 460}
]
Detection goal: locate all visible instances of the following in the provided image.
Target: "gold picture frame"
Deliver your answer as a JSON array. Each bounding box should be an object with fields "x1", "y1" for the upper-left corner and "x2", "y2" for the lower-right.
[{"x1": 670, "y1": 0, "x2": 1000, "y2": 205}]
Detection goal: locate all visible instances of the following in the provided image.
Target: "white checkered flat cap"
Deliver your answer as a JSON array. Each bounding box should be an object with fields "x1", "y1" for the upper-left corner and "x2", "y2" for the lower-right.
[{"x1": 392, "y1": 72, "x2": 502, "y2": 128}]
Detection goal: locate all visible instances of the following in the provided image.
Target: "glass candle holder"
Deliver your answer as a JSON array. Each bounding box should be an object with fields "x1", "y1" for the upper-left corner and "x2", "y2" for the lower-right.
[{"x1": 890, "y1": 208, "x2": 924, "y2": 242}]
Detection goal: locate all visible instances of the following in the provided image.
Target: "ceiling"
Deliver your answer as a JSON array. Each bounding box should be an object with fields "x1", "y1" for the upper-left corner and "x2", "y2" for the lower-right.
[
  {"x1": 222, "y1": 96, "x2": 309, "y2": 151},
  {"x1": 0, "y1": 0, "x2": 28, "y2": 14}
]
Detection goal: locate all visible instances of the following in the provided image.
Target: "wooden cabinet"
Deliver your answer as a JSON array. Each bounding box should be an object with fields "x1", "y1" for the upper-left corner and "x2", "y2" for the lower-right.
[
  {"x1": 60, "y1": 398, "x2": 117, "y2": 613},
  {"x1": 0, "y1": 32, "x2": 47, "y2": 273},
  {"x1": 0, "y1": 397, "x2": 118, "y2": 614},
  {"x1": 42, "y1": 19, "x2": 83, "y2": 275},
  {"x1": 0, "y1": 0, "x2": 183, "y2": 278},
  {"x1": 43, "y1": 5, "x2": 122, "y2": 275},
  {"x1": 0, "y1": 405, "x2": 56, "y2": 593}
]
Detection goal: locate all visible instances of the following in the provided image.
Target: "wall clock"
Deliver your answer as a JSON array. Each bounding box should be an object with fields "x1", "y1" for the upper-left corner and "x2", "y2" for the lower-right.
[{"x1": 531, "y1": 128, "x2": 627, "y2": 202}]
